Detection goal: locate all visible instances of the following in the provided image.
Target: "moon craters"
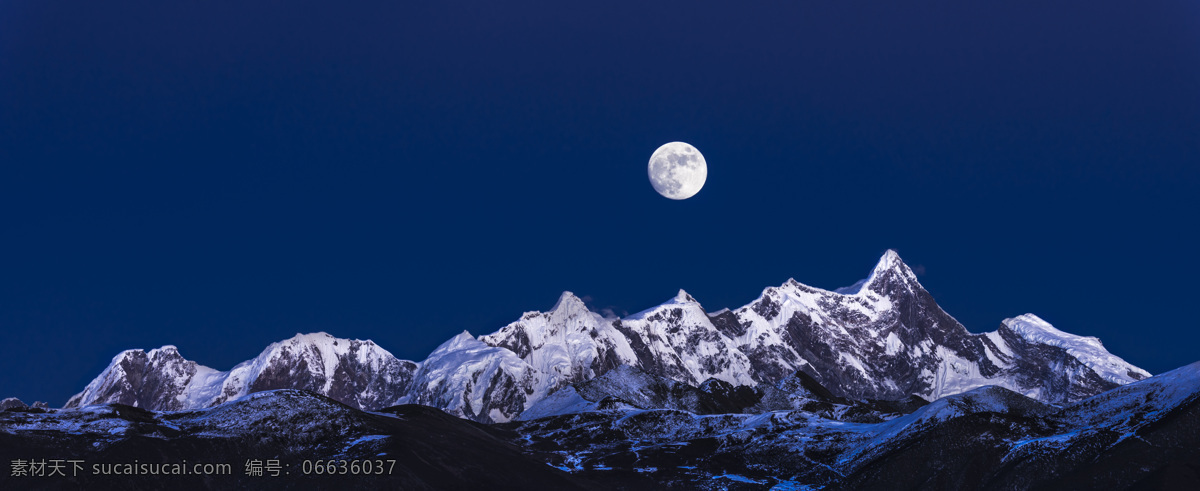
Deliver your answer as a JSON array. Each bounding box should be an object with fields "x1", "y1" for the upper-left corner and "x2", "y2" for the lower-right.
[{"x1": 648, "y1": 142, "x2": 707, "y2": 200}]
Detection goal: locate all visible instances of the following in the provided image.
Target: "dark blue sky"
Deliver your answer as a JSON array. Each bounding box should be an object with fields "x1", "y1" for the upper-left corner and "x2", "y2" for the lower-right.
[{"x1": 2, "y1": 1, "x2": 1198, "y2": 405}]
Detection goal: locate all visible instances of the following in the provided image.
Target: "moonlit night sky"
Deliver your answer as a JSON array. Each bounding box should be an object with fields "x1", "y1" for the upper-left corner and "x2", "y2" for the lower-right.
[{"x1": 2, "y1": 1, "x2": 1199, "y2": 405}]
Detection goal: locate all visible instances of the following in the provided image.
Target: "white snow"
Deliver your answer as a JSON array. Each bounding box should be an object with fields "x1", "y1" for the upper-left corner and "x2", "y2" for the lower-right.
[
  {"x1": 715, "y1": 474, "x2": 764, "y2": 484},
  {"x1": 620, "y1": 293, "x2": 757, "y2": 387},
  {"x1": 518, "y1": 387, "x2": 600, "y2": 420},
  {"x1": 769, "y1": 482, "x2": 821, "y2": 491},
  {"x1": 479, "y1": 291, "x2": 640, "y2": 397},
  {"x1": 402, "y1": 330, "x2": 544, "y2": 423},
  {"x1": 346, "y1": 435, "x2": 388, "y2": 447},
  {"x1": 1064, "y1": 360, "x2": 1200, "y2": 430},
  {"x1": 69, "y1": 333, "x2": 417, "y2": 412},
  {"x1": 883, "y1": 333, "x2": 903, "y2": 356},
  {"x1": 838, "y1": 352, "x2": 868, "y2": 375},
  {"x1": 1002, "y1": 314, "x2": 1150, "y2": 385}
]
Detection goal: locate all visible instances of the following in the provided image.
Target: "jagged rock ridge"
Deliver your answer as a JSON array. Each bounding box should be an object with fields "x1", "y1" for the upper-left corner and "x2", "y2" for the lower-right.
[{"x1": 65, "y1": 251, "x2": 1149, "y2": 422}]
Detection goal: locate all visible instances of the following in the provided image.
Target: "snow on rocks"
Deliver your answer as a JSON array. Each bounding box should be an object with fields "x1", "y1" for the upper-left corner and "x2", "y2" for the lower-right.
[
  {"x1": 66, "y1": 333, "x2": 418, "y2": 413},
  {"x1": 64, "y1": 250, "x2": 1151, "y2": 423}
]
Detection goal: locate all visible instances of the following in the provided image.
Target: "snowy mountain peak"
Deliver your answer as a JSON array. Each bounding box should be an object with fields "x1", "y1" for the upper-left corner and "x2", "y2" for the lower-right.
[
  {"x1": 619, "y1": 290, "x2": 757, "y2": 387},
  {"x1": 674, "y1": 289, "x2": 696, "y2": 303},
  {"x1": 115, "y1": 345, "x2": 189, "y2": 367},
  {"x1": 550, "y1": 291, "x2": 588, "y2": 313},
  {"x1": 111, "y1": 348, "x2": 144, "y2": 362},
  {"x1": 435, "y1": 331, "x2": 480, "y2": 354},
  {"x1": 286, "y1": 331, "x2": 334, "y2": 342},
  {"x1": 864, "y1": 249, "x2": 918, "y2": 287},
  {"x1": 471, "y1": 292, "x2": 642, "y2": 421},
  {"x1": 879, "y1": 248, "x2": 902, "y2": 266},
  {"x1": 404, "y1": 328, "x2": 545, "y2": 423},
  {"x1": 255, "y1": 332, "x2": 402, "y2": 374},
  {"x1": 1006, "y1": 314, "x2": 1102, "y2": 347},
  {"x1": 145, "y1": 346, "x2": 188, "y2": 367},
  {"x1": 824, "y1": 251, "x2": 915, "y2": 296},
  {"x1": 1000, "y1": 314, "x2": 1150, "y2": 385},
  {"x1": 66, "y1": 344, "x2": 208, "y2": 410}
]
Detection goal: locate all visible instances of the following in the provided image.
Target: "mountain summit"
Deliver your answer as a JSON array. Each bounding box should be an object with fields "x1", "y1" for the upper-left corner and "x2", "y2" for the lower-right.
[{"x1": 67, "y1": 251, "x2": 1148, "y2": 422}]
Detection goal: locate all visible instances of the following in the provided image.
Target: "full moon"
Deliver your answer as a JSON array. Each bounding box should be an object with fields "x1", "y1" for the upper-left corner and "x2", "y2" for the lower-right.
[{"x1": 648, "y1": 141, "x2": 707, "y2": 200}]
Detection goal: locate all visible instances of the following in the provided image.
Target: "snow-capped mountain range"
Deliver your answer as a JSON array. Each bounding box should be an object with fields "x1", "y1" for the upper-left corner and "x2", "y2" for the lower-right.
[
  {"x1": 65, "y1": 250, "x2": 1149, "y2": 423},
  {"x1": 66, "y1": 335, "x2": 417, "y2": 412}
]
